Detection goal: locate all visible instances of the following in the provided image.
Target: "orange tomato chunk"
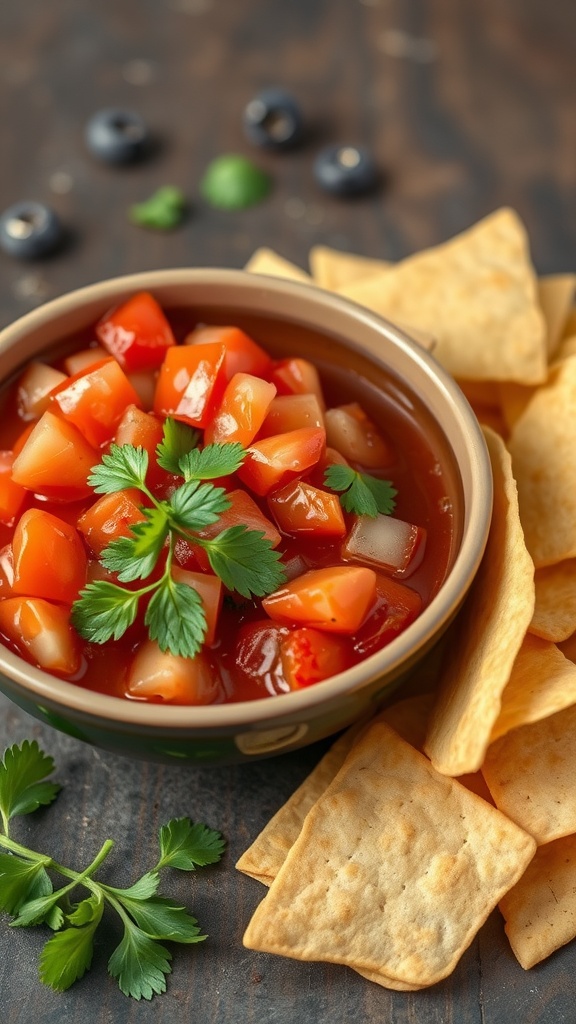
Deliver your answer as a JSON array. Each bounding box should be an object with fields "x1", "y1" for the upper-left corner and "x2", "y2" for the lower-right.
[
  {"x1": 11, "y1": 411, "x2": 99, "y2": 500},
  {"x1": 325, "y1": 402, "x2": 392, "y2": 469},
  {"x1": 0, "y1": 596, "x2": 80, "y2": 674},
  {"x1": 262, "y1": 565, "x2": 377, "y2": 634},
  {"x1": 280, "y1": 627, "x2": 351, "y2": 688},
  {"x1": 184, "y1": 325, "x2": 273, "y2": 380},
  {"x1": 238, "y1": 426, "x2": 326, "y2": 496},
  {"x1": 204, "y1": 373, "x2": 276, "y2": 446},
  {"x1": 153, "y1": 343, "x2": 227, "y2": 428},
  {"x1": 12, "y1": 508, "x2": 87, "y2": 605},
  {"x1": 267, "y1": 479, "x2": 346, "y2": 537},
  {"x1": 77, "y1": 489, "x2": 146, "y2": 557},
  {"x1": 96, "y1": 291, "x2": 176, "y2": 371},
  {"x1": 171, "y1": 566, "x2": 223, "y2": 646},
  {"x1": 0, "y1": 451, "x2": 27, "y2": 525},
  {"x1": 125, "y1": 641, "x2": 222, "y2": 704},
  {"x1": 270, "y1": 358, "x2": 325, "y2": 410},
  {"x1": 50, "y1": 358, "x2": 143, "y2": 448}
]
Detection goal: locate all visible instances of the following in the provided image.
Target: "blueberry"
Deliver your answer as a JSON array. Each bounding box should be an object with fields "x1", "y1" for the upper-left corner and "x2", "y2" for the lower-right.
[
  {"x1": 0, "y1": 201, "x2": 63, "y2": 259},
  {"x1": 243, "y1": 88, "x2": 304, "y2": 150},
  {"x1": 85, "y1": 109, "x2": 151, "y2": 165},
  {"x1": 313, "y1": 145, "x2": 378, "y2": 197}
]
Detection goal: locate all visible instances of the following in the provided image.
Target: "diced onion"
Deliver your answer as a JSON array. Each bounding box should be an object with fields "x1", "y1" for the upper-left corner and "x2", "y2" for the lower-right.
[{"x1": 343, "y1": 514, "x2": 426, "y2": 577}]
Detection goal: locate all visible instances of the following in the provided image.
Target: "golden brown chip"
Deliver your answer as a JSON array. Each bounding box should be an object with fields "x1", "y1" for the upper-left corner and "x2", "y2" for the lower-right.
[
  {"x1": 508, "y1": 355, "x2": 576, "y2": 567},
  {"x1": 554, "y1": 333, "x2": 576, "y2": 362},
  {"x1": 482, "y1": 703, "x2": 576, "y2": 844},
  {"x1": 530, "y1": 560, "x2": 576, "y2": 642},
  {"x1": 538, "y1": 274, "x2": 575, "y2": 357},
  {"x1": 245, "y1": 248, "x2": 312, "y2": 283},
  {"x1": 243, "y1": 722, "x2": 536, "y2": 987},
  {"x1": 424, "y1": 427, "x2": 535, "y2": 775},
  {"x1": 497, "y1": 380, "x2": 537, "y2": 432},
  {"x1": 500, "y1": 833, "x2": 576, "y2": 969},
  {"x1": 337, "y1": 208, "x2": 547, "y2": 384},
  {"x1": 309, "y1": 246, "x2": 388, "y2": 290},
  {"x1": 490, "y1": 633, "x2": 576, "y2": 742}
]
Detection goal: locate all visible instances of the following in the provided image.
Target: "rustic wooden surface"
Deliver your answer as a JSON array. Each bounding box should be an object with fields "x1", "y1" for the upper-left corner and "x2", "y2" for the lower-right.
[{"x1": 0, "y1": 1, "x2": 575, "y2": 1021}]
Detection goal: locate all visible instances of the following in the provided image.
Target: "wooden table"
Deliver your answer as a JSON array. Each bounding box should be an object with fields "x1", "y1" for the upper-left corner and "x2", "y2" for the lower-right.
[{"x1": 0, "y1": 1, "x2": 575, "y2": 1021}]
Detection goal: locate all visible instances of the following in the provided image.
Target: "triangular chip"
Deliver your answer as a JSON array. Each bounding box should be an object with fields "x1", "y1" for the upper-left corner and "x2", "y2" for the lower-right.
[
  {"x1": 309, "y1": 246, "x2": 388, "y2": 290},
  {"x1": 530, "y1": 560, "x2": 576, "y2": 642},
  {"x1": 245, "y1": 248, "x2": 312, "y2": 283},
  {"x1": 489, "y1": 633, "x2": 576, "y2": 742},
  {"x1": 538, "y1": 274, "x2": 575, "y2": 357},
  {"x1": 338, "y1": 208, "x2": 547, "y2": 383},
  {"x1": 424, "y1": 427, "x2": 535, "y2": 775}
]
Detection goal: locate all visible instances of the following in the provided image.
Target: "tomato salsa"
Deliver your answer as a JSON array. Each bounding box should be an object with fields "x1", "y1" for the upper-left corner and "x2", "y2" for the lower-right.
[{"x1": 0, "y1": 291, "x2": 457, "y2": 705}]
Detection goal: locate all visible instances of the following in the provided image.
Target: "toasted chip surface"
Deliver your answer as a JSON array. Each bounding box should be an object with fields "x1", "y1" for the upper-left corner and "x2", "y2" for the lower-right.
[
  {"x1": 424, "y1": 427, "x2": 535, "y2": 775},
  {"x1": 489, "y1": 633, "x2": 576, "y2": 742},
  {"x1": 338, "y1": 209, "x2": 547, "y2": 383},
  {"x1": 243, "y1": 722, "x2": 536, "y2": 987},
  {"x1": 309, "y1": 246, "x2": 388, "y2": 290},
  {"x1": 537, "y1": 274, "x2": 575, "y2": 357},
  {"x1": 530, "y1": 560, "x2": 576, "y2": 642},
  {"x1": 245, "y1": 247, "x2": 312, "y2": 283}
]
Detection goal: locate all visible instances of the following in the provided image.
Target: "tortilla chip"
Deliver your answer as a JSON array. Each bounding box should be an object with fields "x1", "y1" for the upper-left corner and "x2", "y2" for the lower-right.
[
  {"x1": 424, "y1": 427, "x2": 535, "y2": 775},
  {"x1": 508, "y1": 355, "x2": 576, "y2": 567},
  {"x1": 489, "y1": 633, "x2": 576, "y2": 742},
  {"x1": 338, "y1": 208, "x2": 547, "y2": 384},
  {"x1": 538, "y1": 274, "x2": 575, "y2": 357},
  {"x1": 554, "y1": 333, "x2": 576, "y2": 363},
  {"x1": 245, "y1": 248, "x2": 312, "y2": 283},
  {"x1": 243, "y1": 722, "x2": 536, "y2": 987},
  {"x1": 500, "y1": 833, "x2": 576, "y2": 969},
  {"x1": 497, "y1": 381, "x2": 536, "y2": 432},
  {"x1": 530, "y1": 560, "x2": 576, "y2": 642},
  {"x1": 482, "y1": 703, "x2": 576, "y2": 844},
  {"x1": 309, "y1": 246, "x2": 388, "y2": 290}
]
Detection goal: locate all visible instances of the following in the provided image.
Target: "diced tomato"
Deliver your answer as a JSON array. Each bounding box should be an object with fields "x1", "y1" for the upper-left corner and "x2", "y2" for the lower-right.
[
  {"x1": 262, "y1": 565, "x2": 377, "y2": 634},
  {"x1": 185, "y1": 488, "x2": 282, "y2": 572},
  {"x1": 171, "y1": 566, "x2": 223, "y2": 646},
  {"x1": 125, "y1": 641, "x2": 223, "y2": 704},
  {"x1": 354, "y1": 573, "x2": 423, "y2": 656},
  {"x1": 16, "y1": 362, "x2": 67, "y2": 421},
  {"x1": 280, "y1": 627, "x2": 351, "y2": 688},
  {"x1": 343, "y1": 514, "x2": 427, "y2": 578},
  {"x1": 0, "y1": 544, "x2": 15, "y2": 597},
  {"x1": 203, "y1": 373, "x2": 277, "y2": 447},
  {"x1": 63, "y1": 346, "x2": 108, "y2": 376},
  {"x1": 233, "y1": 620, "x2": 292, "y2": 696},
  {"x1": 77, "y1": 489, "x2": 146, "y2": 557},
  {"x1": 96, "y1": 291, "x2": 176, "y2": 372},
  {"x1": 0, "y1": 596, "x2": 81, "y2": 675},
  {"x1": 114, "y1": 405, "x2": 166, "y2": 491},
  {"x1": 126, "y1": 369, "x2": 158, "y2": 410},
  {"x1": 49, "y1": 358, "x2": 143, "y2": 449},
  {"x1": 238, "y1": 426, "x2": 326, "y2": 496},
  {"x1": 184, "y1": 325, "x2": 273, "y2": 380},
  {"x1": 12, "y1": 508, "x2": 87, "y2": 605},
  {"x1": 153, "y1": 343, "x2": 227, "y2": 428},
  {"x1": 270, "y1": 358, "x2": 325, "y2": 410},
  {"x1": 0, "y1": 452, "x2": 26, "y2": 525},
  {"x1": 267, "y1": 479, "x2": 346, "y2": 537},
  {"x1": 12, "y1": 423, "x2": 36, "y2": 458},
  {"x1": 258, "y1": 393, "x2": 324, "y2": 438},
  {"x1": 324, "y1": 402, "x2": 392, "y2": 469},
  {"x1": 11, "y1": 411, "x2": 99, "y2": 501}
]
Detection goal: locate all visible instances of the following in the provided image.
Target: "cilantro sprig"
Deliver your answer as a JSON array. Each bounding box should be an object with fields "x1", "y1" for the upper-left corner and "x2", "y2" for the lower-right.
[
  {"x1": 323, "y1": 463, "x2": 397, "y2": 518},
  {"x1": 0, "y1": 741, "x2": 225, "y2": 999},
  {"x1": 71, "y1": 421, "x2": 286, "y2": 658}
]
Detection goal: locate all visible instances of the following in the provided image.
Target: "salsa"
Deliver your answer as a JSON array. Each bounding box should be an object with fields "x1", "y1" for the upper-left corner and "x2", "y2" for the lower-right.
[{"x1": 0, "y1": 291, "x2": 457, "y2": 704}]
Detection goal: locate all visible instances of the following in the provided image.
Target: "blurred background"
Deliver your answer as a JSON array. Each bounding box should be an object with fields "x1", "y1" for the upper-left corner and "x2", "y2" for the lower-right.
[{"x1": 0, "y1": 0, "x2": 574, "y2": 329}]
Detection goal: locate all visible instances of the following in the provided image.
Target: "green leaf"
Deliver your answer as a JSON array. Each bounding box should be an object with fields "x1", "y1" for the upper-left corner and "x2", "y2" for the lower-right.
[
  {"x1": 204, "y1": 525, "x2": 286, "y2": 598},
  {"x1": 179, "y1": 442, "x2": 246, "y2": 481},
  {"x1": 0, "y1": 856, "x2": 48, "y2": 915},
  {"x1": 100, "y1": 508, "x2": 170, "y2": 582},
  {"x1": 145, "y1": 579, "x2": 206, "y2": 659},
  {"x1": 71, "y1": 581, "x2": 140, "y2": 644},
  {"x1": 200, "y1": 154, "x2": 271, "y2": 210},
  {"x1": 129, "y1": 187, "x2": 187, "y2": 231},
  {"x1": 323, "y1": 464, "x2": 397, "y2": 517},
  {"x1": 156, "y1": 419, "x2": 201, "y2": 476},
  {"x1": 67, "y1": 893, "x2": 103, "y2": 927},
  {"x1": 11, "y1": 887, "x2": 68, "y2": 928},
  {"x1": 169, "y1": 480, "x2": 230, "y2": 531},
  {"x1": 104, "y1": 871, "x2": 160, "y2": 902},
  {"x1": 108, "y1": 922, "x2": 172, "y2": 1000},
  {"x1": 39, "y1": 913, "x2": 102, "y2": 991},
  {"x1": 115, "y1": 895, "x2": 205, "y2": 944},
  {"x1": 157, "y1": 818, "x2": 225, "y2": 871},
  {"x1": 0, "y1": 740, "x2": 60, "y2": 827},
  {"x1": 88, "y1": 444, "x2": 149, "y2": 495}
]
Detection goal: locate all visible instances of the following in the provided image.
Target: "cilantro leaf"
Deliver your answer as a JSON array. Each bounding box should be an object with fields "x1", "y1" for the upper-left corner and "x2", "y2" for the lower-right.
[
  {"x1": 108, "y1": 923, "x2": 172, "y2": 1001},
  {"x1": 157, "y1": 818, "x2": 225, "y2": 871},
  {"x1": 104, "y1": 872, "x2": 160, "y2": 902},
  {"x1": 101, "y1": 508, "x2": 170, "y2": 581},
  {"x1": 0, "y1": 740, "x2": 60, "y2": 829},
  {"x1": 156, "y1": 419, "x2": 200, "y2": 476},
  {"x1": 203, "y1": 525, "x2": 286, "y2": 598},
  {"x1": 169, "y1": 480, "x2": 230, "y2": 531},
  {"x1": 0, "y1": 856, "x2": 50, "y2": 915},
  {"x1": 145, "y1": 579, "x2": 207, "y2": 658},
  {"x1": 39, "y1": 913, "x2": 102, "y2": 991},
  {"x1": 67, "y1": 893, "x2": 104, "y2": 927},
  {"x1": 11, "y1": 888, "x2": 69, "y2": 928},
  {"x1": 129, "y1": 186, "x2": 187, "y2": 232},
  {"x1": 88, "y1": 444, "x2": 148, "y2": 495},
  {"x1": 179, "y1": 442, "x2": 246, "y2": 481},
  {"x1": 324, "y1": 464, "x2": 397, "y2": 517},
  {"x1": 114, "y1": 895, "x2": 205, "y2": 943},
  {"x1": 71, "y1": 581, "x2": 140, "y2": 644}
]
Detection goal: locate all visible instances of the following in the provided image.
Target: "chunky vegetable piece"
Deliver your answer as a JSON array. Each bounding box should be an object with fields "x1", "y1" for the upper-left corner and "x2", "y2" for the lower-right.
[{"x1": 0, "y1": 296, "x2": 450, "y2": 703}]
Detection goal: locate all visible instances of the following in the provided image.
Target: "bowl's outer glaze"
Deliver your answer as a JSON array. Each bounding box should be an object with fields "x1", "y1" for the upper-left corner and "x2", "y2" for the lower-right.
[{"x1": 0, "y1": 269, "x2": 492, "y2": 764}]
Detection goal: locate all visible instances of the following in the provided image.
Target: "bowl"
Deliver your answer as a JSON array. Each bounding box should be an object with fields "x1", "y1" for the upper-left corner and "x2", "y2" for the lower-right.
[{"x1": 0, "y1": 269, "x2": 492, "y2": 764}]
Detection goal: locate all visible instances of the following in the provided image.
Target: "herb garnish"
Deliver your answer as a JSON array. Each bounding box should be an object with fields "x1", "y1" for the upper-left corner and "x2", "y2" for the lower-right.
[
  {"x1": 71, "y1": 420, "x2": 286, "y2": 658},
  {"x1": 0, "y1": 740, "x2": 225, "y2": 999},
  {"x1": 323, "y1": 463, "x2": 397, "y2": 518},
  {"x1": 129, "y1": 186, "x2": 187, "y2": 231}
]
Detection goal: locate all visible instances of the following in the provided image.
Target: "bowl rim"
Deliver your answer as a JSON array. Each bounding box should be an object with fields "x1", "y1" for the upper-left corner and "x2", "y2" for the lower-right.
[{"x1": 0, "y1": 267, "x2": 492, "y2": 730}]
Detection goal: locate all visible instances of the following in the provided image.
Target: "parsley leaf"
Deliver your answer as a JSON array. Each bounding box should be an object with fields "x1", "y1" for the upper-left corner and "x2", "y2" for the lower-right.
[
  {"x1": 179, "y1": 442, "x2": 246, "y2": 481},
  {"x1": 202, "y1": 525, "x2": 286, "y2": 598},
  {"x1": 157, "y1": 818, "x2": 226, "y2": 871},
  {"x1": 156, "y1": 419, "x2": 200, "y2": 475},
  {"x1": 108, "y1": 924, "x2": 173, "y2": 1001},
  {"x1": 71, "y1": 581, "x2": 140, "y2": 643},
  {"x1": 40, "y1": 904, "x2": 103, "y2": 991},
  {"x1": 113, "y1": 895, "x2": 205, "y2": 944},
  {"x1": 129, "y1": 186, "x2": 187, "y2": 232},
  {"x1": 89, "y1": 444, "x2": 148, "y2": 494},
  {"x1": 145, "y1": 578, "x2": 207, "y2": 658},
  {"x1": 0, "y1": 740, "x2": 60, "y2": 831},
  {"x1": 324, "y1": 463, "x2": 397, "y2": 517},
  {"x1": 0, "y1": 856, "x2": 51, "y2": 915},
  {"x1": 101, "y1": 508, "x2": 170, "y2": 581},
  {"x1": 169, "y1": 480, "x2": 230, "y2": 531}
]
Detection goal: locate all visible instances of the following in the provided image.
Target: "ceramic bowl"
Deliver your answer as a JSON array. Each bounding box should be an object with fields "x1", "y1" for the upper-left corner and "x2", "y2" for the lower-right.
[{"x1": 0, "y1": 269, "x2": 492, "y2": 764}]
